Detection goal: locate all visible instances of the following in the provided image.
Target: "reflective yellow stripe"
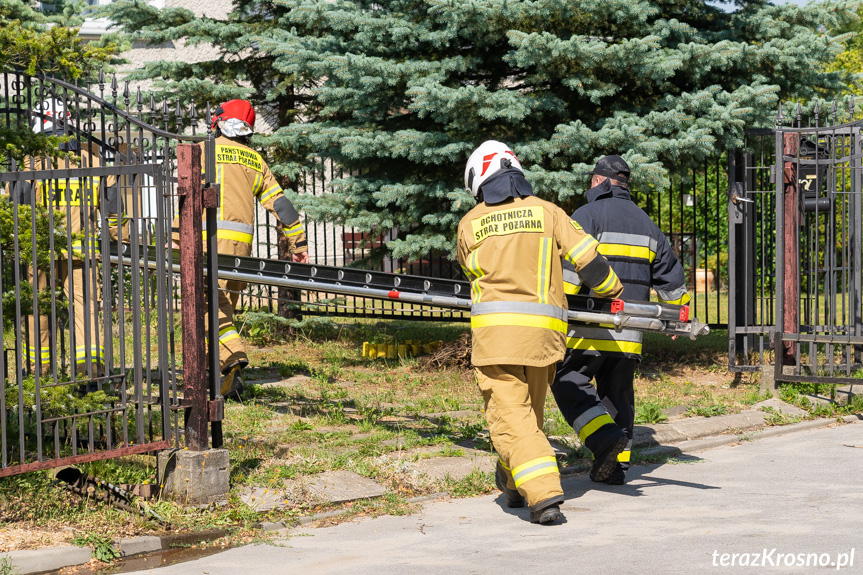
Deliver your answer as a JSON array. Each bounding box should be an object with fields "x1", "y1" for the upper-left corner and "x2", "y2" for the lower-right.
[
  {"x1": 567, "y1": 338, "x2": 643, "y2": 355},
  {"x1": 598, "y1": 243, "x2": 656, "y2": 262},
  {"x1": 71, "y1": 239, "x2": 100, "y2": 248},
  {"x1": 468, "y1": 250, "x2": 483, "y2": 303},
  {"x1": 662, "y1": 294, "x2": 691, "y2": 306},
  {"x1": 61, "y1": 238, "x2": 101, "y2": 257},
  {"x1": 75, "y1": 345, "x2": 105, "y2": 363},
  {"x1": 260, "y1": 185, "x2": 282, "y2": 203},
  {"x1": 563, "y1": 281, "x2": 580, "y2": 295},
  {"x1": 219, "y1": 326, "x2": 240, "y2": 343},
  {"x1": 459, "y1": 264, "x2": 477, "y2": 302},
  {"x1": 512, "y1": 456, "x2": 558, "y2": 488},
  {"x1": 578, "y1": 413, "x2": 615, "y2": 443},
  {"x1": 537, "y1": 237, "x2": 551, "y2": 305},
  {"x1": 283, "y1": 223, "x2": 304, "y2": 237},
  {"x1": 202, "y1": 230, "x2": 254, "y2": 244},
  {"x1": 565, "y1": 235, "x2": 598, "y2": 264},
  {"x1": 471, "y1": 313, "x2": 567, "y2": 333},
  {"x1": 217, "y1": 165, "x2": 224, "y2": 220},
  {"x1": 592, "y1": 269, "x2": 619, "y2": 296},
  {"x1": 618, "y1": 450, "x2": 631, "y2": 463},
  {"x1": 253, "y1": 173, "x2": 264, "y2": 196}
]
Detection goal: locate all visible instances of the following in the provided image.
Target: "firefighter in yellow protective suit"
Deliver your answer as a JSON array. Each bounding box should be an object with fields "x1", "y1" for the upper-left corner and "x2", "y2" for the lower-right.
[
  {"x1": 457, "y1": 141, "x2": 623, "y2": 524},
  {"x1": 174, "y1": 100, "x2": 308, "y2": 399},
  {"x1": 17, "y1": 99, "x2": 121, "y2": 378}
]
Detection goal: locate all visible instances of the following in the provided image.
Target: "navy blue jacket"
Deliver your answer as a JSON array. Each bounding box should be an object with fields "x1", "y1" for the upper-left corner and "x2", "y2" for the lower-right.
[{"x1": 563, "y1": 179, "x2": 690, "y2": 358}]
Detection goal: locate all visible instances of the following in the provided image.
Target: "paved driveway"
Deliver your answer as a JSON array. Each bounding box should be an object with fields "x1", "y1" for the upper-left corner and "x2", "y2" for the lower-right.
[{"x1": 124, "y1": 422, "x2": 863, "y2": 575}]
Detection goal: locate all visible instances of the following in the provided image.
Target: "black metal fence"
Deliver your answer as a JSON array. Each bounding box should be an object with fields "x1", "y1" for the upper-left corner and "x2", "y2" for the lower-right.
[
  {"x1": 630, "y1": 156, "x2": 729, "y2": 328},
  {"x1": 0, "y1": 70, "x2": 212, "y2": 475},
  {"x1": 242, "y1": 156, "x2": 466, "y2": 322},
  {"x1": 729, "y1": 104, "x2": 863, "y2": 383},
  {"x1": 243, "y1": 155, "x2": 733, "y2": 327}
]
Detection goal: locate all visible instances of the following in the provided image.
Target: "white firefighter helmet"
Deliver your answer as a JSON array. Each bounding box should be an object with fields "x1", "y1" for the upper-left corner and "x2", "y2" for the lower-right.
[
  {"x1": 31, "y1": 98, "x2": 70, "y2": 134},
  {"x1": 464, "y1": 140, "x2": 523, "y2": 197}
]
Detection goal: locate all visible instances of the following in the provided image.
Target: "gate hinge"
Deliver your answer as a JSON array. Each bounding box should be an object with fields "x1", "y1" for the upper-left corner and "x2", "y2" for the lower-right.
[
  {"x1": 208, "y1": 398, "x2": 224, "y2": 423},
  {"x1": 203, "y1": 186, "x2": 220, "y2": 209}
]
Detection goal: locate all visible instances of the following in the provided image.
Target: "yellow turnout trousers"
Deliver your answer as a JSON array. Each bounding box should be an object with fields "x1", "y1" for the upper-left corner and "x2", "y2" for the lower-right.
[
  {"x1": 476, "y1": 363, "x2": 562, "y2": 508},
  {"x1": 211, "y1": 278, "x2": 247, "y2": 373},
  {"x1": 27, "y1": 260, "x2": 103, "y2": 375}
]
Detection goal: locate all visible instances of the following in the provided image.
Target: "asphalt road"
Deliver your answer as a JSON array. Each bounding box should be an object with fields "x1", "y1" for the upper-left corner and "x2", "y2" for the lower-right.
[{"x1": 124, "y1": 422, "x2": 863, "y2": 575}]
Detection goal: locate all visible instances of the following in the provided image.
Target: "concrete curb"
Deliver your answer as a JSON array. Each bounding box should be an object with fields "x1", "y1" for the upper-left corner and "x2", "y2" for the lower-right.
[
  {"x1": 0, "y1": 529, "x2": 230, "y2": 575},
  {"x1": 638, "y1": 413, "x2": 863, "y2": 460},
  {"x1": 3, "y1": 546, "x2": 92, "y2": 574},
  {"x1": 632, "y1": 400, "x2": 825, "y2": 449}
]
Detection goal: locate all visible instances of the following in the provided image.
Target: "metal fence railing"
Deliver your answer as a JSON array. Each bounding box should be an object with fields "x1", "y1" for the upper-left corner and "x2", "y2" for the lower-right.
[
  {"x1": 242, "y1": 158, "x2": 466, "y2": 323},
  {"x1": 0, "y1": 70, "x2": 216, "y2": 476},
  {"x1": 629, "y1": 155, "x2": 729, "y2": 329},
  {"x1": 241, "y1": 155, "x2": 733, "y2": 327},
  {"x1": 729, "y1": 104, "x2": 863, "y2": 383}
]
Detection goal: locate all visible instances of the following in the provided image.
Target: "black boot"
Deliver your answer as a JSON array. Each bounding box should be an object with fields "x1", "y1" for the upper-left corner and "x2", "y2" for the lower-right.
[
  {"x1": 589, "y1": 434, "x2": 628, "y2": 482},
  {"x1": 495, "y1": 461, "x2": 525, "y2": 508},
  {"x1": 604, "y1": 464, "x2": 626, "y2": 485},
  {"x1": 529, "y1": 495, "x2": 564, "y2": 524}
]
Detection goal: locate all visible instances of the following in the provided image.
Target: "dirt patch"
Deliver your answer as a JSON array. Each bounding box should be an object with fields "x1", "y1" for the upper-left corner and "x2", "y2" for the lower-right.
[{"x1": 0, "y1": 526, "x2": 73, "y2": 552}]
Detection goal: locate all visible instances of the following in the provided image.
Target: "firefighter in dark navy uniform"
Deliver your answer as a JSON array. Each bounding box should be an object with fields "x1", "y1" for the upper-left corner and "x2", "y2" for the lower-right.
[{"x1": 551, "y1": 155, "x2": 690, "y2": 485}]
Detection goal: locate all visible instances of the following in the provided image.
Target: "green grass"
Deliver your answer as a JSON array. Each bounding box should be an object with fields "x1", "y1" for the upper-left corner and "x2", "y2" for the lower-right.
[
  {"x1": 72, "y1": 531, "x2": 121, "y2": 563},
  {"x1": 673, "y1": 290, "x2": 856, "y2": 328},
  {"x1": 680, "y1": 290, "x2": 729, "y2": 326},
  {"x1": 543, "y1": 408, "x2": 573, "y2": 436},
  {"x1": 445, "y1": 469, "x2": 495, "y2": 498},
  {"x1": 685, "y1": 403, "x2": 728, "y2": 417},
  {"x1": 759, "y1": 406, "x2": 802, "y2": 426},
  {"x1": 641, "y1": 327, "x2": 729, "y2": 365},
  {"x1": 635, "y1": 401, "x2": 668, "y2": 424}
]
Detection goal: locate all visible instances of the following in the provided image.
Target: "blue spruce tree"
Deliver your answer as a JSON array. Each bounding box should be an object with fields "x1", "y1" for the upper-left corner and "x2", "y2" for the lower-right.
[{"x1": 105, "y1": 0, "x2": 857, "y2": 259}]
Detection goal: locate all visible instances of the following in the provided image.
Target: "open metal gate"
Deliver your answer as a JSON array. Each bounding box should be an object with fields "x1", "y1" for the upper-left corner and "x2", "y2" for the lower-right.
[
  {"x1": 729, "y1": 105, "x2": 863, "y2": 384},
  {"x1": 0, "y1": 71, "x2": 215, "y2": 476}
]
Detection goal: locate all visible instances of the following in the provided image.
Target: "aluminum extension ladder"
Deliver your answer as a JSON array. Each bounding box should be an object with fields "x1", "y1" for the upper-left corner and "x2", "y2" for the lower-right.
[{"x1": 111, "y1": 245, "x2": 710, "y2": 339}]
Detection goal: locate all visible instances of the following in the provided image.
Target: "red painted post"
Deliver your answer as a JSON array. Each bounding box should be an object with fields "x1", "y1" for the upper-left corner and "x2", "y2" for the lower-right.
[
  {"x1": 177, "y1": 144, "x2": 209, "y2": 451},
  {"x1": 782, "y1": 133, "x2": 800, "y2": 366}
]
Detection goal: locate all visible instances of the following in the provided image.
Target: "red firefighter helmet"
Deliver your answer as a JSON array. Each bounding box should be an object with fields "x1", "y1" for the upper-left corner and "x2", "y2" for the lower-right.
[{"x1": 211, "y1": 99, "x2": 256, "y2": 136}]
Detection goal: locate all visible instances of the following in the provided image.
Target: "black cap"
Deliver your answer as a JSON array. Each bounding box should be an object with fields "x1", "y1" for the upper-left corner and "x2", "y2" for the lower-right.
[{"x1": 586, "y1": 155, "x2": 630, "y2": 183}]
